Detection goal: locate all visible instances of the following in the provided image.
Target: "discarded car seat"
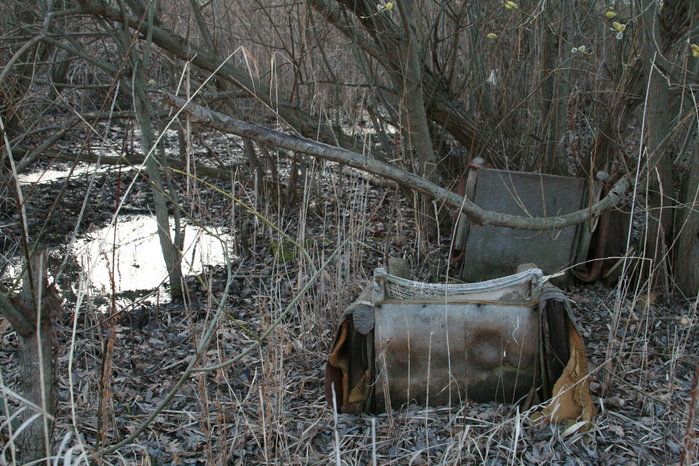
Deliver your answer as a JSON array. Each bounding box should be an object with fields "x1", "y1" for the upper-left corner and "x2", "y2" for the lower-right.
[
  {"x1": 452, "y1": 164, "x2": 595, "y2": 284},
  {"x1": 325, "y1": 266, "x2": 594, "y2": 428}
]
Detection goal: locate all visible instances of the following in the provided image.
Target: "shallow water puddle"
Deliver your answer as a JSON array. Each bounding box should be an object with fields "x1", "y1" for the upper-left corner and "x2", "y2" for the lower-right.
[
  {"x1": 75, "y1": 215, "x2": 233, "y2": 297},
  {"x1": 11, "y1": 162, "x2": 234, "y2": 300},
  {"x1": 18, "y1": 165, "x2": 121, "y2": 184}
]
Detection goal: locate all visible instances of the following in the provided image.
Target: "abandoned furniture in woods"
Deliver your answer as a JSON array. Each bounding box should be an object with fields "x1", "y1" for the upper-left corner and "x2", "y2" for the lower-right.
[
  {"x1": 452, "y1": 164, "x2": 594, "y2": 284},
  {"x1": 325, "y1": 265, "x2": 594, "y2": 428}
]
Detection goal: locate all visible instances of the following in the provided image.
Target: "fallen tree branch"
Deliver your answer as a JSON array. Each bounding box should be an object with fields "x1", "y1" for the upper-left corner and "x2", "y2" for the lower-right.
[
  {"x1": 0, "y1": 291, "x2": 35, "y2": 336},
  {"x1": 165, "y1": 93, "x2": 631, "y2": 231}
]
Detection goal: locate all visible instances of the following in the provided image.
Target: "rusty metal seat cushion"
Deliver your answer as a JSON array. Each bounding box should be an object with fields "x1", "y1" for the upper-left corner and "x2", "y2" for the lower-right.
[
  {"x1": 372, "y1": 268, "x2": 543, "y2": 408},
  {"x1": 325, "y1": 267, "x2": 594, "y2": 429}
]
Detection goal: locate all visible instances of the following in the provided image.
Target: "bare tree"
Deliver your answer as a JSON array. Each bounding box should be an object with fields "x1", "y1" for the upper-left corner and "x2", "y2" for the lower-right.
[
  {"x1": 2, "y1": 0, "x2": 699, "y2": 462},
  {"x1": 0, "y1": 253, "x2": 58, "y2": 464},
  {"x1": 1, "y1": 0, "x2": 694, "y2": 284}
]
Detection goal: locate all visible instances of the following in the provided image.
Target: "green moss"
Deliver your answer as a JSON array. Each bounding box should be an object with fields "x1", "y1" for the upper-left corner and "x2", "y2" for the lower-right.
[
  {"x1": 270, "y1": 240, "x2": 297, "y2": 263},
  {"x1": 493, "y1": 364, "x2": 532, "y2": 375}
]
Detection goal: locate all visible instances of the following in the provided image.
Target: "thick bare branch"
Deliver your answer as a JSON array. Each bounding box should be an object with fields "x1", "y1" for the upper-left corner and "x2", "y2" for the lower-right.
[
  {"x1": 165, "y1": 94, "x2": 631, "y2": 231},
  {"x1": 0, "y1": 291, "x2": 35, "y2": 336}
]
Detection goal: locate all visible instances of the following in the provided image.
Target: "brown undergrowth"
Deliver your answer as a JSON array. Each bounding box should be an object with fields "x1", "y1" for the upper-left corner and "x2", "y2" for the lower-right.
[{"x1": 1, "y1": 155, "x2": 697, "y2": 464}]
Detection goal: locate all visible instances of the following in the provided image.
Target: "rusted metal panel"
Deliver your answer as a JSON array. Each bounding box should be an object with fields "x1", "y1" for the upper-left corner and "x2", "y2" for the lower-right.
[
  {"x1": 325, "y1": 265, "x2": 595, "y2": 428},
  {"x1": 372, "y1": 268, "x2": 541, "y2": 409},
  {"x1": 455, "y1": 167, "x2": 590, "y2": 282},
  {"x1": 374, "y1": 302, "x2": 538, "y2": 408}
]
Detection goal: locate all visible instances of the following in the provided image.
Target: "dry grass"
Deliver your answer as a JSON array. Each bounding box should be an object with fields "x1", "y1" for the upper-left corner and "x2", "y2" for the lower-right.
[
  {"x1": 1, "y1": 141, "x2": 697, "y2": 464},
  {"x1": 0, "y1": 2, "x2": 697, "y2": 463}
]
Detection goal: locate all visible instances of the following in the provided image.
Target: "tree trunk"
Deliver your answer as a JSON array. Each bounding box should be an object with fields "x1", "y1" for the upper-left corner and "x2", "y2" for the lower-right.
[
  {"x1": 539, "y1": 1, "x2": 571, "y2": 175},
  {"x1": 122, "y1": 5, "x2": 185, "y2": 301},
  {"x1": 16, "y1": 252, "x2": 57, "y2": 464},
  {"x1": 397, "y1": 0, "x2": 441, "y2": 238},
  {"x1": 673, "y1": 5, "x2": 699, "y2": 298},
  {"x1": 675, "y1": 141, "x2": 699, "y2": 298},
  {"x1": 641, "y1": 0, "x2": 675, "y2": 293}
]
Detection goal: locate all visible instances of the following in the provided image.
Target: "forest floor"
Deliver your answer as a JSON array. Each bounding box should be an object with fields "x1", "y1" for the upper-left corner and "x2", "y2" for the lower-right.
[{"x1": 1, "y1": 139, "x2": 698, "y2": 464}]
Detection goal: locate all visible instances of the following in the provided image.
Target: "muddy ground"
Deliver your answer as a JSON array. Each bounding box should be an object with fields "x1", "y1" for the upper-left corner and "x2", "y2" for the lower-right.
[{"x1": 1, "y1": 145, "x2": 698, "y2": 464}]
